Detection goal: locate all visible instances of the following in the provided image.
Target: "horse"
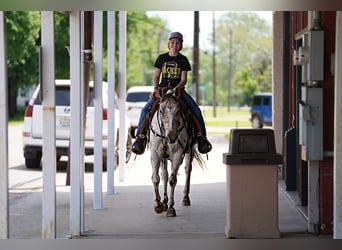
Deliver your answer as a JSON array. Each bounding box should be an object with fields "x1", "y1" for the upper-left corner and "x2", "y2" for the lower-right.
[{"x1": 148, "y1": 89, "x2": 205, "y2": 217}]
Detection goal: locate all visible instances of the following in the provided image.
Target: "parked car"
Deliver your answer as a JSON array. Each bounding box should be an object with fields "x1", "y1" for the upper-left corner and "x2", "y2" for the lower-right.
[
  {"x1": 250, "y1": 92, "x2": 272, "y2": 128},
  {"x1": 22, "y1": 79, "x2": 132, "y2": 169},
  {"x1": 126, "y1": 85, "x2": 154, "y2": 137}
]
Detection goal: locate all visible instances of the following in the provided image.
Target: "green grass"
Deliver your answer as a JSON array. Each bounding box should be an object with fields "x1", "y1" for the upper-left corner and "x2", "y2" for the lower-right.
[
  {"x1": 9, "y1": 105, "x2": 253, "y2": 134},
  {"x1": 200, "y1": 106, "x2": 252, "y2": 138},
  {"x1": 8, "y1": 107, "x2": 25, "y2": 125},
  {"x1": 202, "y1": 106, "x2": 251, "y2": 127}
]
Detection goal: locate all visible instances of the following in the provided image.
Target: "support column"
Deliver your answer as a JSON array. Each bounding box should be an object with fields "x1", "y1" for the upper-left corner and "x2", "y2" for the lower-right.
[
  {"x1": 0, "y1": 11, "x2": 9, "y2": 240},
  {"x1": 41, "y1": 11, "x2": 56, "y2": 239},
  {"x1": 334, "y1": 11, "x2": 342, "y2": 239},
  {"x1": 272, "y1": 11, "x2": 284, "y2": 155},
  {"x1": 93, "y1": 11, "x2": 103, "y2": 209},
  {"x1": 308, "y1": 161, "x2": 320, "y2": 234},
  {"x1": 107, "y1": 11, "x2": 116, "y2": 194},
  {"x1": 69, "y1": 11, "x2": 83, "y2": 238},
  {"x1": 119, "y1": 11, "x2": 127, "y2": 181}
]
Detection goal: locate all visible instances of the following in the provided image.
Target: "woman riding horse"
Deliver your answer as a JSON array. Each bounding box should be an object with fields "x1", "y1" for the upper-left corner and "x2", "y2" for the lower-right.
[{"x1": 132, "y1": 31, "x2": 212, "y2": 155}]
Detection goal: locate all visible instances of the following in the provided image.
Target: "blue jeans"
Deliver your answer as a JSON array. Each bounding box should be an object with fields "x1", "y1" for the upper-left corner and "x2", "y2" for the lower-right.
[{"x1": 135, "y1": 91, "x2": 207, "y2": 137}]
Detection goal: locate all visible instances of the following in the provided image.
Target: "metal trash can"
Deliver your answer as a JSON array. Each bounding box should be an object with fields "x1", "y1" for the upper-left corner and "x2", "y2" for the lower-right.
[{"x1": 223, "y1": 128, "x2": 282, "y2": 239}]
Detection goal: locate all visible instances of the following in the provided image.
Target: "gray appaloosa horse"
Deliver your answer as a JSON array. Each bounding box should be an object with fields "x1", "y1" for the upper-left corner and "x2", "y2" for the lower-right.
[{"x1": 148, "y1": 89, "x2": 205, "y2": 217}]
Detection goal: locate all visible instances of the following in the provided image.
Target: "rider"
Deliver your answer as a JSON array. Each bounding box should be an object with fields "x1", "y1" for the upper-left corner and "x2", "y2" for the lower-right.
[{"x1": 131, "y1": 31, "x2": 212, "y2": 155}]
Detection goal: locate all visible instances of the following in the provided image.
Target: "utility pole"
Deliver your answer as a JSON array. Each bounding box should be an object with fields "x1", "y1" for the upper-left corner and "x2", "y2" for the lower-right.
[
  {"x1": 212, "y1": 12, "x2": 217, "y2": 117},
  {"x1": 192, "y1": 11, "x2": 200, "y2": 103},
  {"x1": 227, "y1": 28, "x2": 233, "y2": 112}
]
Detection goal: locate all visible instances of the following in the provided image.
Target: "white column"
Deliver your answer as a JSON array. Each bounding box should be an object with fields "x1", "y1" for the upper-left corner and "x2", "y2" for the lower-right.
[
  {"x1": 41, "y1": 11, "x2": 56, "y2": 239},
  {"x1": 308, "y1": 161, "x2": 320, "y2": 234},
  {"x1": 272, "y1": 11, "x2": 284, "y2": 154},
  {"x1": 334, "y1": 11, "x2": 342, "y2": 239},
  {"x1": 107, "y1": 11, "x2": 116, "y2": 194},
  {"x1": 119, "y1": 11, "x2": 127, "y2": 181},
  {"x1": 69, "y1": 11, "x2": 82, "y2": 237},
  {"x1": 0, "y1": 11, "x2": 9, "y2": 239},
  {"x1": 93, "y1": 11, "x2": 103, "y2": 209}
]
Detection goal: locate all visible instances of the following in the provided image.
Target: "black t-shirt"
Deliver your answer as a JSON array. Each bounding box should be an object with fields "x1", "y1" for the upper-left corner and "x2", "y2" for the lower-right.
[{"x1": 154, "y1": 52, "x2": 191, "y2": 88}]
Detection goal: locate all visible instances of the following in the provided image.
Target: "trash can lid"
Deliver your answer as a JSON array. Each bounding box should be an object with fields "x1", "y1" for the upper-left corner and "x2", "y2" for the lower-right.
[
  {"x1": 223, "y1": 152, "x2": 283, "y2": 165},
  {"x1": 223, "y1": 128, "x2": 283, "y2": 165}
]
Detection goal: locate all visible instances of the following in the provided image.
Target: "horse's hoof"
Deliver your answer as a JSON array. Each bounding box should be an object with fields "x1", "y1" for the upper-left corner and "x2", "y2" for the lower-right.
[
  {"x1": 154, "y1": 202, "x2": 164, "y2": 214},
  {"x1": 166, "y1": 207, "x2": 176, "y2": 217},
  {"x1": 154, "y1": 205, "x2": 164, "y2": 214},
  {"x1": 182, "y1": 197, "x2": 191, "y2": 206}
]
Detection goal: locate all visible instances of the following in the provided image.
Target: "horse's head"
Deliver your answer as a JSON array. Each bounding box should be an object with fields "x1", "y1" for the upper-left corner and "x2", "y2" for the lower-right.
[{"x1": 159, "y1": 91, "x2": 181, "y2": 144}]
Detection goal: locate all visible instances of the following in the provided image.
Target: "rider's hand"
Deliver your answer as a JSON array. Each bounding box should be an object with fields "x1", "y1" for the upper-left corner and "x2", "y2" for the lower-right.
[{"x1": 150, "y1": 89, "x2": 159, "y2": 98}]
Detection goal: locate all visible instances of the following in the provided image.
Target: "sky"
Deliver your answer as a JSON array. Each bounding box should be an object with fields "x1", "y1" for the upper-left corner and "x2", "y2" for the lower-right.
[{"x1": 146, "y1": 11, "x2": 272, "y2": 49}]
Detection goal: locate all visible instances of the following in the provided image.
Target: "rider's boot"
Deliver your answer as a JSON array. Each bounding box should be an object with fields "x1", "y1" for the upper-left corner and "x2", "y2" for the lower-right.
[
  {"x1": 196, "y1": 132, "x2": 212, "y2": 154},
  {"x1": 132, "y1": 134, "x2": 147, "y2": 155},
  {"x1": 132, "y1": 118, "x2": 149, "y2": 155},
  {"x1": 132, "y1": 99, "x2": 159, "y2": 155},
  {"x1": 191, "y1": 114, "x2": 212, "y2": 154}
]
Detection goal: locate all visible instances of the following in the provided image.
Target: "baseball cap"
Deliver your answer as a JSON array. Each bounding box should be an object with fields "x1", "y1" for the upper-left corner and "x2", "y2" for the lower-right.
[{"x1": 169, "y1": 32, "x2": 183, "y2": 41}]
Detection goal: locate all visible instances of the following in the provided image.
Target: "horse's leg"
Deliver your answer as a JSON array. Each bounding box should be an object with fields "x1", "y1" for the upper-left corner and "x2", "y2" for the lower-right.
[
  {"x1": 166, "y1": 153, "x2": 183, "y2": 217},
  {"x1": 151, "y1": 151, "x2": 163, "y2": 214},
  {"x1": 182, "y1": 151, "x2": 193, "y2": 206},
  {"x1": 160, "y1": 159, "x2": 168, "y2": 211}
]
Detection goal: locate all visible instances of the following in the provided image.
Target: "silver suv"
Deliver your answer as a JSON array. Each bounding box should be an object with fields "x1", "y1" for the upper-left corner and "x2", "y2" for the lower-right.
[{"x1": 22, "y1": 79, "x2": 132, "y2": 169}]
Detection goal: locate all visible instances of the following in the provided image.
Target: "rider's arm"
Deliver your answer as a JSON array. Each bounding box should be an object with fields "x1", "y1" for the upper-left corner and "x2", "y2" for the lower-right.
[
  {"x1": 174, "y1": 70, "x2": 188, "y2": 91},
  {"x1": 151, "y1": 67, "x2": 161, "y2": 98},
  {"x1": 153, "y1": 67, "x2": 161, "y2": 89}
]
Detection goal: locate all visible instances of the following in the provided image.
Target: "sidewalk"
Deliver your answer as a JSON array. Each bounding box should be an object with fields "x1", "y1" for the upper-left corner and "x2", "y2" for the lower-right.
[{"x1": 8, "y1": 134, "x2": 332, "y2": 239}]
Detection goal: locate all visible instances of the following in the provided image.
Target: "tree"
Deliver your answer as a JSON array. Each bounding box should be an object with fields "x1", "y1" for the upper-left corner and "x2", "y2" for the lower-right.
[
  {"x1": 233, "y1": 68, "x2": 259, "y2": 106},
  {"x1": 6, "y1": 11, "x2": 40, "y2": 117},
  {"x1": 204, "y1": 12, "x2": 272, "y2": 107},
  {"x1": 125, "y1": 12, "x2": 168, "y2": 89},
  {"x1": 5, "y1": 11, "x2": 166, "y2": 117},
  {"x1": 54, "y1": 12, "x2": 70, "y2": 79}
]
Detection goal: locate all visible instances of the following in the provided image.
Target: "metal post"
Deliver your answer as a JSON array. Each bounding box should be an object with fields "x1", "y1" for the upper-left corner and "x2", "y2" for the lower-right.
[
  {"x1": 227, "y1": 28, "x2": 232, "y2": 112},
  {"x1": 192, "y1": 11, "x2": 199, "y2": 103},
  {"x1": 69, "y1": 11, "x2": 82, "y2": 238},
  {"x1": 107, "y1": 11, "x2": 116, "y2": 194},
  {"x1": 93, "y1": 11, "x2": 103, "y2": 209},
  {"x1": 81, "y1": 11, "x2": 92, "y2": 232},
  {"x1": 41, "y1": 11, "x2": 56, "y2": 239},
  {"x1": 212, "y1": 11, "x2": 217, "y2": 117},
  {"x1": 334, "y1": 11, "x2": 342, "y2": 240},
  {"x1": 119, "y1": 11, "x2": 127, "y2": 181},
  {"x1": 0, "y1": 11, "x2": 9, "y2": 239}
]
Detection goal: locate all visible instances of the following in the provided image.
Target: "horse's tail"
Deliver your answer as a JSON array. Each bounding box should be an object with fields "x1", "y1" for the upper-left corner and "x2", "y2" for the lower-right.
[{"x1": 193, "y1": 148, "x2": 206, "y2": 170}]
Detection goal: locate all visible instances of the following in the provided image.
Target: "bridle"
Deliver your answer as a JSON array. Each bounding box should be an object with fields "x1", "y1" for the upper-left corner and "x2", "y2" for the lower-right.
[{"x1": 150, "y1": 91, "x2": 187, "y2": 152}]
